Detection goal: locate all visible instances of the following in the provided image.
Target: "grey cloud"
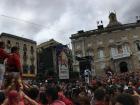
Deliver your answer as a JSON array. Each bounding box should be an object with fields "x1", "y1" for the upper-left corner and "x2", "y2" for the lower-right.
[
  {"x1": 119, "y1": 0, "x2": 140, "y2": 23},
  {"x1": 0, "y1": 0, "x2": 139, "y2": 45}
]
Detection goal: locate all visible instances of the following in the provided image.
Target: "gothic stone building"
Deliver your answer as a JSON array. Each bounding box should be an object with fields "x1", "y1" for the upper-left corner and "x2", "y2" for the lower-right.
[
  {"x1": 0, "y1": 33, "x2": 37, "y2": 78},
  {"x1": 70, "y1": 13, "x2": 140, "y2": 75}
]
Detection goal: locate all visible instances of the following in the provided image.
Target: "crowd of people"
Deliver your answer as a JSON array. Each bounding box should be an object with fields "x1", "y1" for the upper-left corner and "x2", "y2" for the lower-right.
[{"x1": 0, "y1": 40, "x2": 140, "y2": 105}]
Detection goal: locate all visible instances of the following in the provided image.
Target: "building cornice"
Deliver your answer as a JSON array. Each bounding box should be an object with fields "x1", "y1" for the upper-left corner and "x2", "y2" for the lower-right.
[
  {"x1": 70, "y1": 22, "x2": 140, "y2": 39},
  {"x1": 37, "y1": 39, "x2": 61, "y2": 49},
  {"x1": 1, "y1": 33, "x2": 36, "y2": 44}
]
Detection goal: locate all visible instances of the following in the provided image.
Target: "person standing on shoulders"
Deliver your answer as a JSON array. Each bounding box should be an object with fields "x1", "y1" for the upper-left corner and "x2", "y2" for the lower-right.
[
  {"x1": 6, "y1": 46, "x2": 22, "y2": 89},
  {"x1": 0, "y1": 41, "x2": 9, "y2": 89}
]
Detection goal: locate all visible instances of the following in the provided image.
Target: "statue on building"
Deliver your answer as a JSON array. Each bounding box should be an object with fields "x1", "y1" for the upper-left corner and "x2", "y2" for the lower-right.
[{"x1": 107, "y1": 12, "x2": 122, "y2": 28}]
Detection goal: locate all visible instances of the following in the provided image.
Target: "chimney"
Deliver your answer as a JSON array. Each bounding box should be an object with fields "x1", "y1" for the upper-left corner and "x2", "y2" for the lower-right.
[{"x1": 97, "y1": 20, "x2": 104, "y2": 29}]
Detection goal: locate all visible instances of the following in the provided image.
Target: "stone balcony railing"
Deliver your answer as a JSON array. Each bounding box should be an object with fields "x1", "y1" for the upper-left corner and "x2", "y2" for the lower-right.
[{"x1": 112, "y1": 52, "x2": 131, "y2": 60}]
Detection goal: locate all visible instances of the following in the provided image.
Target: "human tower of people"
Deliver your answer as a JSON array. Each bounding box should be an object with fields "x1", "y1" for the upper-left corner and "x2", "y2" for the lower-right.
[{"x1": 0, "y1": 41, "x2": 140, "y2": 105}]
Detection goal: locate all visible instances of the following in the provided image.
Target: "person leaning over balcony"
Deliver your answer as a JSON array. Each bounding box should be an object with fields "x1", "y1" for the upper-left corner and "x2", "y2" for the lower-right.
[{"x1": 0, "y1": 41, "x2": 9, "y2": 89}]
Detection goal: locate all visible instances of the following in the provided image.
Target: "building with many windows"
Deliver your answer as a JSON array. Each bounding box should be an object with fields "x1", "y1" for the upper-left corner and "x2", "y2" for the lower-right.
[
  {"x1": 70, "y1": 12, "x2": 140, "y2": 75},
  {"x1": 0, "y1": 33, "x2": 37, "y2": 78}
]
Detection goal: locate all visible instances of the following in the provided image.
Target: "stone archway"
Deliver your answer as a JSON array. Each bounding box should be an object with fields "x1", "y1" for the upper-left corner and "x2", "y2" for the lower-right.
[{"x1": 119, "y1": 62, "x2": 128, "y2": 73}]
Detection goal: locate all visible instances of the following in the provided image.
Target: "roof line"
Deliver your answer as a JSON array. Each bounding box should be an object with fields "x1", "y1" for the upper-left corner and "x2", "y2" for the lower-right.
[{"x1": 0, "y1": 32, "x2": 36, "y2": 44}]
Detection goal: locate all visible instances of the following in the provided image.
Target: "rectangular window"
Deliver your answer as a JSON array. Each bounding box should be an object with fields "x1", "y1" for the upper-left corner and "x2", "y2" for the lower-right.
[
  {"x1": 117, "y1": 45, "x2": 123, "y2": 54},
  {"x1": 123, "y1": 44, "x2": 130, "y2": 53},
  {"x1": 98, "y1": 49, "x2": 104, "y2": 59},
  {"x1": 110, "y1": 48, "x2": 116, "y2": 57}
]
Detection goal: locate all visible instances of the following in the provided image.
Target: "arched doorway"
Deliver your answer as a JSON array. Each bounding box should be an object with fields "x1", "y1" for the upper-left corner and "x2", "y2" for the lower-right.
[{"x1": 119, "y1": 62, "x2": 128, "y2": 73}]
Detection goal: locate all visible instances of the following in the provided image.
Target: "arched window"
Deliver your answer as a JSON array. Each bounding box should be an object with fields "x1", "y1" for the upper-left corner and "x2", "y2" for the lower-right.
[
  {"x1": 7, "y1": 40, "x2": 10, "y2": 44},
  {"x1": 7, "y1": 40, "x2": 11, "y2": 49},
  {"x1": 23, "y1": 51, "x2": 28, "y2": 62},
  {"x1": 30, "y1": 55, "x2": 35, "y2": 64},
  {"x1": 30, "y1": 65, "x2": 35, "y2": 74},
  {"x1": 31, "y1": 46, "x2": 34, "y2": 54},
  {"x1": 16, "y1": 42, "x2": 19, "y2": 49},
  {"x1": 23, "y1": 64, "x2": 29, "y2": 74},
  {"x1": 23, "y1": 44, "x2": 27, "y2": 51}
]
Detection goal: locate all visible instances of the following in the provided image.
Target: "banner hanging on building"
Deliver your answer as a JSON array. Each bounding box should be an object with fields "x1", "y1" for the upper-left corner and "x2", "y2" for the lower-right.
[{"x1": 56, "y1": 45, "x2": 69, "y2": 79}]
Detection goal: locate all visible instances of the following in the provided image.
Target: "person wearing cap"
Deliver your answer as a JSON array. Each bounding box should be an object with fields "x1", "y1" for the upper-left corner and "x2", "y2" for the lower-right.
[{"x1": 0, "y1": 41, "x2": 9, "y2": 89}]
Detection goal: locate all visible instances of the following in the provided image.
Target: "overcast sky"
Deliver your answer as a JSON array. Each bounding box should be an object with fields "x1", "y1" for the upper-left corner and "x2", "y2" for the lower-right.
[{"x1": 0, "y1": 0, "x2": 139, "y2": 45}]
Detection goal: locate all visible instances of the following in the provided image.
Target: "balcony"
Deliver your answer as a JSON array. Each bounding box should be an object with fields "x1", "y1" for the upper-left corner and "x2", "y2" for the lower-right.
[{"x1": 112, "y1": 52, "x2": 131, "y2": 60}]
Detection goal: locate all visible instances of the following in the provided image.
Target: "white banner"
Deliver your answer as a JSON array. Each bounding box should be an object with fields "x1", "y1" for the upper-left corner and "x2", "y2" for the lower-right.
[{"x1": 59, "y1": 65, "x2": 69, "y2": 79}]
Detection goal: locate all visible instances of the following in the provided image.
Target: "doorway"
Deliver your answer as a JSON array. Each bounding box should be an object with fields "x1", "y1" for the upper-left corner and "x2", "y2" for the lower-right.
[{"x1": 119, "y1": 62, "x2": 128, "y2": 73}]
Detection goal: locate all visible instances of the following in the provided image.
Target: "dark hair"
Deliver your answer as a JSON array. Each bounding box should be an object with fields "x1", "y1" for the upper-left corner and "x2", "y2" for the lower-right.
[
  {"x1": 56, "y1": 86, "x2": 62, "y2": 92},
  {"x1": 46, "y1": 87, "x2": 58, "y2": 101},
  {"x1": 0, "y1": 92, "x2": 5, "y2": 104},
  {"x1": 11, "y1": 46, "x2": 18, "y2": 53},
  {"x1": 39, "y1": 92, "x2": 48, "y2": 105},
  {"x1": 115, "y1": 93, "x2": 135, "y2": 105},
  {"x1": 94, "y1": 89, "x2": 105, "y2": 101},
  {"x1": 28, "y1": 87, "x2": 39, "y2": 100}
]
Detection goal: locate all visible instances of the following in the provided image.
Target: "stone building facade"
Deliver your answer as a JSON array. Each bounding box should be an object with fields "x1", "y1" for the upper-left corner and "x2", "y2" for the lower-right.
[
  {"x1": 70, "y1": 13, "x2": 140, "y2": 75},
  {"x1": 0, "y1": 33, "x2": 37, "y2": 78}
]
